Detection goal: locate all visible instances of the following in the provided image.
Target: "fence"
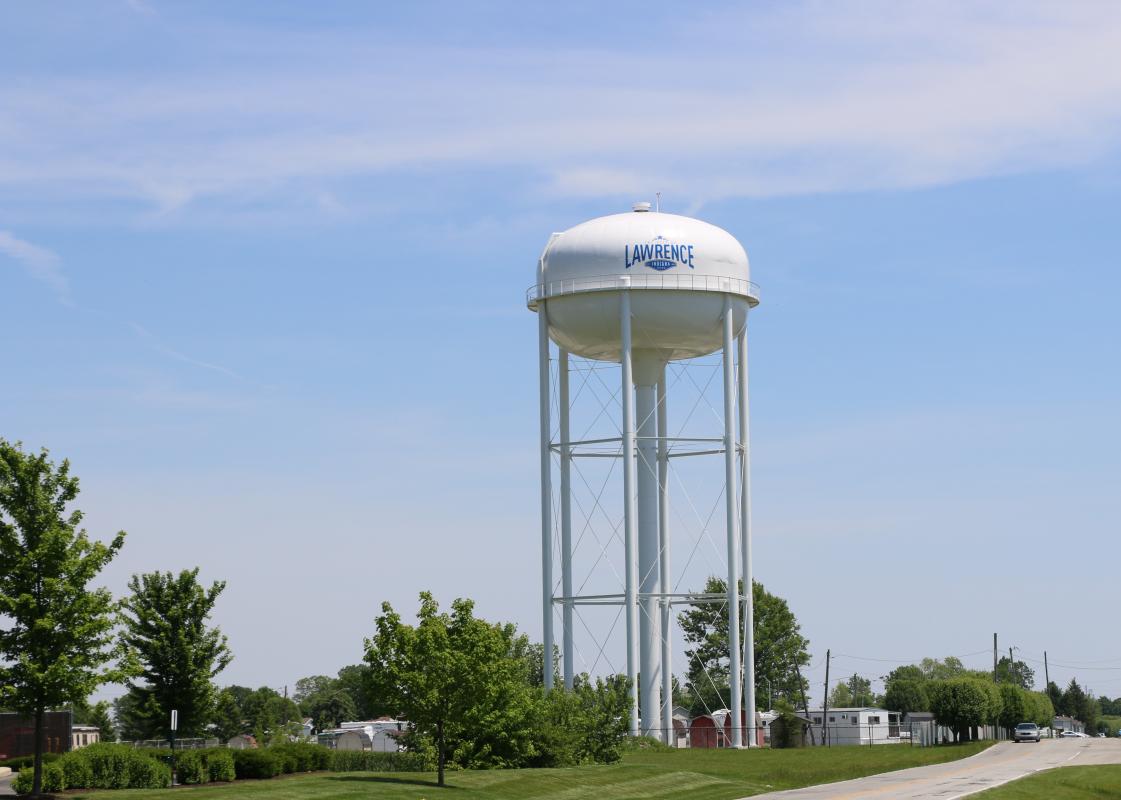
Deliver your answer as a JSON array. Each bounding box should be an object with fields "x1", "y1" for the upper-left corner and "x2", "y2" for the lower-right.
[
  {"x1": 120, "y1": 738, "x2": 220, "y2": 750},
  {"x1": 641, "y1": 720, "x2": 1026, "y2": 749}
]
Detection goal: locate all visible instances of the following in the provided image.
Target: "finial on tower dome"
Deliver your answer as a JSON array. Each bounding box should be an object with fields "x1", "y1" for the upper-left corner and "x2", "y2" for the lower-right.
[{"x1": 632, "y1": 201, "x2": 652, "y2": 212}]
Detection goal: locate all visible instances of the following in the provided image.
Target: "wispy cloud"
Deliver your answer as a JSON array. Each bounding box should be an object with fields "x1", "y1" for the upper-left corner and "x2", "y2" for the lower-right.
[
  {"x1": 127, "y1": 321, "x2": 244, "y2": 381},
  {"x1": 0, "y1": 230, "x2": 70, "y2": 302},
  {"x1": 2, "y1": 2, "x2": 1121, "y2": 218}
]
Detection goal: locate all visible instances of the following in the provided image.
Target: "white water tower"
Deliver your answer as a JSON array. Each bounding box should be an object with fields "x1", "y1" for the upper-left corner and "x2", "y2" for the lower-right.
[{"x1": 528, "y1": 204, "x2": 760, "y2": 746}]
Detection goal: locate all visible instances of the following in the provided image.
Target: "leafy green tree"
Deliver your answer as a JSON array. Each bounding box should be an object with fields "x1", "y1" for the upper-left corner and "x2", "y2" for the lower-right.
[
  {"x1": 919, "y1": 656, "x2": 966, "y2": 680},
  {"x1": 679, "y1": 578, "x2": 810, "y2": 714},
  {"x1": 365, "y1": 592, "x2": 539, "y2": 786},
  {"x1": 336, "y1": 664, "x2": 382, "y2": 719},
  {"x1": 998, "y1": 684, "x2": 1032, "y2": 734},
  {"x1": 883, "y1": 679, "x2": 929, "y2": 714},
  {"x1": 829, "y1": 682, "x2": 853, "y2": 708},
  {"x1": 928, "y1": 678, "x2": 1002, "y2": 742},
  {"x1": 118, "y1": 568, "x2": 233, "y2": 737},
  {"x1": 1046, "y1": 680, "x2": 1064, "y2": 715},
  {"x1": 212, "y1": 688, "x2": 244, "y2": 741},
  {"x1": 71, "y1": 698, "x2": 116, "y2": 742},
  {"x1": 845, "y1": 674, "x2": 875, "y2": 706},
  {"x1": 307, "y1": 689, "x2": 357, "y2": 730},
  {"x1": 1029, "y1": 691, "x2": 1054, "y2": 727},
  {"x1": 0, "y1": 441, "x2": 127, "y2": 795},
  {"x1": 293, "y1": 675, "x2": 335, "y2": 707},
  {"x1": 883, "y1": 665, "x2": 924, "y2": 687},
  {"x1": 530, "y1": 674, "x2": 629, "y2": 766},
  {"x1": 994, "y1": 656, "x2": 1035, "y2": 689}
]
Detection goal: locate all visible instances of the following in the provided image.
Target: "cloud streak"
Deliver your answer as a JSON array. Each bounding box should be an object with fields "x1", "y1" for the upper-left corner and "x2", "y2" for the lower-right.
[
  {"x1": 2, "y1": 1, "x2": 1121, "y2": 217},
  {"x1": 0, "y1": 230, "x2": 70, "y2": 301}
]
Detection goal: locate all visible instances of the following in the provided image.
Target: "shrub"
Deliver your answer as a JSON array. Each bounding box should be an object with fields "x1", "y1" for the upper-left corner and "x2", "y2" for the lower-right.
[
  {"x1": 76, "y1": 743, "x2": 171, "y2": 790},
  {"x1": 0, "y1": 753, "x2": 62, "y2": 772},
  {"x1": 174, "y1": 749, "x2": 209, "y2": 784},
  {"x1": 206, "y1": 748, "x2": 236, "y2": 782},
  {"x1": 12, "y1": 762, "x2": 65, "y2": 795},
  {"x1": 233, "y1": 748, "x2": 280, "y2": 779},
  {"x1": 270, "y1": 742, "x2": 330, "y2": 772},
  {"x1": 328, "y1": 750, "x2": 431, "y2": 772},
  {"x1": 59, "y1": 751, "x2": 94, "y2": 789}
]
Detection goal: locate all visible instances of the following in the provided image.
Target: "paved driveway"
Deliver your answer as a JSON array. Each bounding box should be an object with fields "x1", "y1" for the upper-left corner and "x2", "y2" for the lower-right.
[
  {"x1": 0, "y1": 773, "x2": 13, "y2": 797},
  {"x1": 743, "y1": 738, "x2": 1121, "y2": 800}
]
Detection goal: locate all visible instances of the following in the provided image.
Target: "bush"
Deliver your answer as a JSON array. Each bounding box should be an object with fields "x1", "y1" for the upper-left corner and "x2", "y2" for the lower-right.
[
  {"x1": 0, "y1": 753, "x2": 62, "y2": 771},
  {"x1": 206, "y1": 748, "x2": 236, "y2": 782},
  {"x1": 328, "y1": 750, "x2": 431, "y2": 772},
  {"x1": 270, "y1": 742, "x2": 330, "y2": 772},
  {"x1": 12, "y1": 762, "x2": 65, "y2": 794},
  {"x1": 174, "y1": 749, "x2": 209, "y2": 784},
  {"x1": 59, "y1": 751, "x2": 94, "y2": 789},
  {"x1": 233, "y1": 748, "x2": 280, "y2": 779}
]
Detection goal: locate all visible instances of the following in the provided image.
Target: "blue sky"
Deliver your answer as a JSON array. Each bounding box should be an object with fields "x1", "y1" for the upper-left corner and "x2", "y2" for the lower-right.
[{"x1": 3, "y1": 1, "x2": 1120, "y2": 705}]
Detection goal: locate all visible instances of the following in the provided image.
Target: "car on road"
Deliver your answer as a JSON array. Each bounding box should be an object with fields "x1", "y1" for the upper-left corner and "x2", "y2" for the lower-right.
[
  {"x1": 1059, "y1": 730, "x2": 1090, "y2": 738},
  {"x1": 1014, "y1": 722, "x2": 1041, "y2": 742}
]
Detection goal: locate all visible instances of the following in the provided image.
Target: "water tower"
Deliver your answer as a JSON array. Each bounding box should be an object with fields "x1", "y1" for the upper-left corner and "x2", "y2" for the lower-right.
[{"x1": 528, "y1": 204, "x2": 760, "y2": 746}]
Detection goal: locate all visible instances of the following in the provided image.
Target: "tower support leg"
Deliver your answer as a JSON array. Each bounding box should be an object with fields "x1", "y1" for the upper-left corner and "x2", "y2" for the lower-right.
[
  {"x1": 620, "y1": 292, "x2": 639, "y2": 735},
  {"x1": 559, "y1": 349, "x2": 575, "y2": 690},
  {"x1": 722, "y1": 296, "x2": 743, "y2": 747},
  {"x1": 537, "y1": 303, "x2": 555, "y2": 690}
]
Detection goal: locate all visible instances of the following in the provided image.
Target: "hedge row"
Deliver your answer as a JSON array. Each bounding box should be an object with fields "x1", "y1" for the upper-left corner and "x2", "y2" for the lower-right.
[
  {"x1": 11, "y1": 742, "x2": 430, "y2": 793},
  {"x1": 13, "y1": 744, "x2": 170, "y2": 794},
  {"x1": 329, "y1": 750, "x2": 431, "y2": 772}
]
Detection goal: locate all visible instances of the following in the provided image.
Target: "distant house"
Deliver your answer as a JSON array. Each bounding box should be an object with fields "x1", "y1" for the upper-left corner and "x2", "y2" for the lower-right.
[
  {"x1": 802, "y1": 707, "x2": 902, "y2": 746},
  {"x1": 689, "y1": 710, "x2": 765, "y2": 748},
  {"x1": 318, "y1": 718, "x2": 405, "y2": 752},
  {"x1": 671, "y1": 708, "x2": 690, "y2": 748},
  {"x1": 227, "y1": 734, "x2": 258, "y2": 750},
  {"x1": 71, "y1": 725, "x2": 101, "y2": 749},
  {"x1": 295, "y1": 718, "x2": 315, "y2": 741},
  {"x1": 1053, "y1": 715, "x2": 1085, "y2": 734}
]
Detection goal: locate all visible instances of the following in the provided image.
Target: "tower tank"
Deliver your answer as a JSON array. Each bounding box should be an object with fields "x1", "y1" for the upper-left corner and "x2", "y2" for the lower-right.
[{"x1": 529, "y1": 203, "x2": 760, "y2": 746}]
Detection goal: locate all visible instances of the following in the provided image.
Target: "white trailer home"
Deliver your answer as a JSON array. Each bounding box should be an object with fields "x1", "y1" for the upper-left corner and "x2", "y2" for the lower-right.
[{"x1": 803, "y1": 707, "x2": 903, "y2": 746}]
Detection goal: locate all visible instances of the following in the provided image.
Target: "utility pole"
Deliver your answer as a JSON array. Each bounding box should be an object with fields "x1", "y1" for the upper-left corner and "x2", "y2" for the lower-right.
[
  {"x1": 1043, "y1": 651, "x2": 1053, "y2": 738},
  {"x1": 1009, "y1": 647, "x2": 1014, "y2": 681},
  {"x1": 993, "y1": 633, "x2": 998, "y2": 681},
  {"x1": 795, "y1": 662, "x2": 816, "y2": 745},
  {"x1": 822, "y1": 650, "x2": 831, "y2": 746}
]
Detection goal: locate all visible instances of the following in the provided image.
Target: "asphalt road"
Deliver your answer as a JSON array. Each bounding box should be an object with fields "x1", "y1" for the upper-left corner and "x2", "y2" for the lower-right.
[
  {"x1": 0, "y1": 773, "x2": 12, "y2": 797},
  {"x1": 744, "y1": 738, "x2": 1121, "y2": 800}
]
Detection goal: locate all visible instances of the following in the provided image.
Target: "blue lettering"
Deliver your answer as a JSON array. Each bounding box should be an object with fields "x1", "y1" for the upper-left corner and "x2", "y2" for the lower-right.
[
  {"x1": 687, "y1": 245, "x2": 694, "y2": 268},
  {"x1": 625, "y1": 244, "x2": 632, "y2": 268}
]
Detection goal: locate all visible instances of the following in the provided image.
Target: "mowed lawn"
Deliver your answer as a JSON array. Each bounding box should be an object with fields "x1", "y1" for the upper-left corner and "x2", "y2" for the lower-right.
[
  {"x1": 972, "y1": 765, "x2": 1121, "y2": 798},
  {"x1": 69, "y1": 742, "x2": 992, "y2": 800}
]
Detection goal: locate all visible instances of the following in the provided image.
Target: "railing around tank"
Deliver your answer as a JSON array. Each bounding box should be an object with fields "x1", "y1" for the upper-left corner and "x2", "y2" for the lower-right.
[{"x1": 526, "y1": 273, "x2": 760, "y2": 308}]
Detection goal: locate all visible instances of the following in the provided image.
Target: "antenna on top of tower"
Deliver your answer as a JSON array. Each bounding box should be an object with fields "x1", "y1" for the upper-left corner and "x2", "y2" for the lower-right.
[{"x1": 655, "y1": 192, "x2": 661, "y2": 212}]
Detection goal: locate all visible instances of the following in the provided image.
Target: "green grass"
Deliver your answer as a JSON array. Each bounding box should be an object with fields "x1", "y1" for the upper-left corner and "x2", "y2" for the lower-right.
[
  {"x1": 971, "y1": 765, "x2": 1121, "y2": 798},
  {"x1": 67, "y1": 742, "x2": 992, "y2": 800}
]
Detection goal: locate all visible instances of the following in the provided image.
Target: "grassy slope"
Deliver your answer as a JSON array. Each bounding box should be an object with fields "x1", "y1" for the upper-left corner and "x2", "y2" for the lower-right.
[
  {"x1": 971, "y1": 765, "x2": 1121, "y2": 798},
  {"x1": 70, "y1": 742, "x2": 992, "y2": 800}
]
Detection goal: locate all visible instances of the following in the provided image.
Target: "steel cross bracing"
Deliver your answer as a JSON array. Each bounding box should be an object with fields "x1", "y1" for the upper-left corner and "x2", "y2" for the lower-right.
[{"x1": 536, "y1": 301, "x2": 757, "y2": 746}]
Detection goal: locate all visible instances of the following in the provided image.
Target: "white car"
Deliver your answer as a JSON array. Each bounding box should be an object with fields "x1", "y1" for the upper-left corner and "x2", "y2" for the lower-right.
[{"x1": 1059, "y1": 730, "x2": 1090, "y2": 738}]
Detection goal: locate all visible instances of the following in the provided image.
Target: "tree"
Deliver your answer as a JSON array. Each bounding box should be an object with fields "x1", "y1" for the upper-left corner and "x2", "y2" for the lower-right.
[
  {"x1": 919, "y1": 657, "x2": 966, "y2": 680},
  {"x1": 994, "y1": 656, "x2": 1035, "y2": 689},
  {"x1": 0, "y1": 441, "x2": 126, "y2": 796},
  {"x1": 829, "y1": 682, "x2": 853, "y2": 708},
  {"x1": 118, "y1": 568, "x2": 232, "y2": 737},
  {"x1": 71, "y1": 698, "x2": 116, "y2": 742},
  {"x1": 928, "y1": 678, "x2": 1002, "y2": 742},
  {"x1": 530, "y1": 674, "x2": 629, "y2": 767},
  {"x1": 882, "y1": 665, "x2": 924, "y2": 688},
  {"x1": 212, "y1": 688, "x2": 244, "y2": 741},
  {"x1": 883, "y1": 680, "x2": 929, "y2": 714},
  {"x1": 1046, "y1": 681, "x2": 1064, "y2": 715},
  {"x1": 365, "y1": 592, "x2": 538, "y2": 786},
  {"x1": 336, "y1": 664, "x2": 382, "y2": 719},
  {"x1": 306, "y1": 689, "x2": 356, "y2": 731},
  {"x1": 679, "y1": 578, "x2": 810, "y2": 714},
  {"x1": 997, "y1": 684, "x2": 1031, "y2": 735},
  {"x1": 845, "y1": 674, "x2": 875, "y2": 706}
]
